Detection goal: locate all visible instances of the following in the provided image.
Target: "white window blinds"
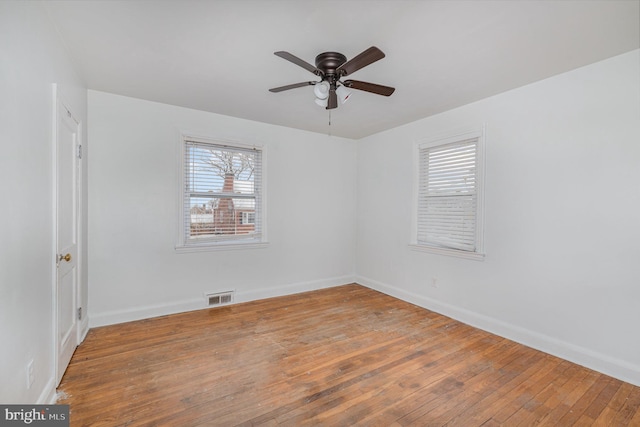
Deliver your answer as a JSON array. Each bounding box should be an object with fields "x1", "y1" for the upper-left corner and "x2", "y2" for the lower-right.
[
  {"x1": 417, "y1": 137, "x2": 479, "y2": 252},
  {"x1": 182, "y1": 139, "x2": 262, "y2": 246}
]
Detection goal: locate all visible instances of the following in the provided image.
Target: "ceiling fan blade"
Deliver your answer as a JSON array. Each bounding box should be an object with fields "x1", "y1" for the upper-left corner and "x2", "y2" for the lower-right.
[
  {"x1": 336, "y1": 46, "x2": 385, "y2": 76},
  {"x1": 274, "y1": 51, "x2": 323, "y2": 76},
  {"x1": 343, "y1": 80, "x2": 395, "y2": 96},
  {"x1": 327, "y1": 88, "x2": 337, "y2": 109},
  {"x1": 269, "y1": 81, "x2": 315, "y2": 92}
]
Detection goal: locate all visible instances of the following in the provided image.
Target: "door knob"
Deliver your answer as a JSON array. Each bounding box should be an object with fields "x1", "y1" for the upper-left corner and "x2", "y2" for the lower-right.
[{"x1": 59, "y1": 253, "x2": 72, "y2": 262}]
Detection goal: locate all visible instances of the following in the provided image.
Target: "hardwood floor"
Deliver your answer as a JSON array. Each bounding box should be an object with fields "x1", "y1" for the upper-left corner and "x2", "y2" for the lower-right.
[{"x1": 58, "y1": 284, "x2": 640, "y2": 426}]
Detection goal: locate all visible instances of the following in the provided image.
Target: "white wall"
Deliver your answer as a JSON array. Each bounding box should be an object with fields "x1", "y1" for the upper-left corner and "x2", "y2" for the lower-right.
[
  {"x1": 0, "y1": 2, "x2": 88, "y2": 403},
  {"x1": 88, "y1": 91, "x2": 357, "y2": 326},
  {"x1": 356, "y1": 50, "x2": 640, "y2": 386}
]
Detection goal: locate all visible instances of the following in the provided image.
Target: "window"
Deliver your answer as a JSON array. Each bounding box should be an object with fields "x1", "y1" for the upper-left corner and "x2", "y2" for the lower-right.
[
  {"x1": 241, "y1": 212, "x2": 255, "y2": 225},
  {"x1": 177, "y1": 136, "x2": 265, "y2": 251},
  {"x1": 411, "y1": 127, "x2": 485, "y2": 260}
]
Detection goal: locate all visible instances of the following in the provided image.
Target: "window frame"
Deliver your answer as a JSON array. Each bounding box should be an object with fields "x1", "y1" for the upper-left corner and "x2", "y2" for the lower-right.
[
  {"x1": 176, "y1": 133, "x2": 267, "y2": 253},
  {"x1": 410, "y1": 125, "x2": 486, "y2": 260}
]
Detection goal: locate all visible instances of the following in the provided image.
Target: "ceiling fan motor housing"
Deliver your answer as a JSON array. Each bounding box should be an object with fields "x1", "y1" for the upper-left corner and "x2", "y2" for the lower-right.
[{"x1": 315, "y1": 52, "x2": 347, "y2": 81}]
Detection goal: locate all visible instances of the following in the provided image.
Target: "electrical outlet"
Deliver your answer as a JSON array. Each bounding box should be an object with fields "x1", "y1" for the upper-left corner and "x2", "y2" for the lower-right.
[{"x1": 26, "y1": 359, "x2": 34, "y2": 389}]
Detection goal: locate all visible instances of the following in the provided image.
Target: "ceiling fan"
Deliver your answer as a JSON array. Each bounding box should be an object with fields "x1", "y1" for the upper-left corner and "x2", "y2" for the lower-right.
[{"x1": 269, "y1": 46, "x2": 395, "y2": 110}]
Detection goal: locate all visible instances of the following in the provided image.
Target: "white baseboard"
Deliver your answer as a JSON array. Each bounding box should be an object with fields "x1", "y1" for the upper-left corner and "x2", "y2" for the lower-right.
[
  {"x1": 37, "y1": 376, "x2": 57, "y2": 404},
  {"x1": 235, "y1": 275, "x2": 356, "y2": 304},
  {"x1": 356, "y1": 275, "x2": 640, "y2": 387},
  {"x1": 89, "y1": 297, "x2": 205, "y2": 328},
  {"x1": 89, "y1": 275, "x2": 356, "y2": 328}
]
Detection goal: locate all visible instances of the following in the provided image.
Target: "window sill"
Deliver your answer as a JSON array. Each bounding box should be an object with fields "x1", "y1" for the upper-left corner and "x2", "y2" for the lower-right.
[
  {"x1": 409, "y1": 244, "x2": 485, "y2": 261},
  {"x1": 175, "y1": 241, "x2": 269, "y2": 253}
]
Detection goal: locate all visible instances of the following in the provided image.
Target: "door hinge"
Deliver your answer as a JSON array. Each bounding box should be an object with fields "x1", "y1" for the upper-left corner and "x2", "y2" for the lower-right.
[
  {"x1": 77, "y1": 144, "x2": 83, "y2": 159},
  {"x1": 77, "y1": 307, "x2": 82, "y2": 320}
]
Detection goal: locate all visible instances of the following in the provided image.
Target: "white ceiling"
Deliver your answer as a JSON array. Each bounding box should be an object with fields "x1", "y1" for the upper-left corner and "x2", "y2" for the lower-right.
[{"x1": 43, "y1": 0, "x2": 639, "y2": 139}]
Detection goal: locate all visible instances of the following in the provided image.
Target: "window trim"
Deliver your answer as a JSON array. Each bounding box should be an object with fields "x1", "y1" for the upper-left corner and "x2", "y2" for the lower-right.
[
  {"x1": 409, "y1": 125, "x2": 486, "y2": 260},
  {"x1": 175, "y1": 133, "x2": 268, "y2": 253}
]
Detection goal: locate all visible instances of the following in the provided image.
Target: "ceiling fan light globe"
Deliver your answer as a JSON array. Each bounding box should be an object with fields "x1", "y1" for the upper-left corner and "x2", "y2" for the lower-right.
[
  {"x1": 315, "y1": 97, "x2": 328, "y2": 107},
  {"x1": 336, "y1": 85, "x2": 352, "y2": 104},
  {"x1": 313, "y1": 81, "x2": 330, "y2": 99}
]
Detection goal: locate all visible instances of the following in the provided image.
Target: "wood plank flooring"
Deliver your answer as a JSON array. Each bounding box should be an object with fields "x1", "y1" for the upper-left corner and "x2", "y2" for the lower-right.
[{"x1": 58, "y1": 284, "x2": 640, "y2": 426}]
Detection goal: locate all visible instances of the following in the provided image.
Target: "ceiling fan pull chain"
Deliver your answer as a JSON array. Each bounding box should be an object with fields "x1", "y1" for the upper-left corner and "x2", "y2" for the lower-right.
[{"x1": 328, "y1": 110, "x2": 332, "y2": 136}]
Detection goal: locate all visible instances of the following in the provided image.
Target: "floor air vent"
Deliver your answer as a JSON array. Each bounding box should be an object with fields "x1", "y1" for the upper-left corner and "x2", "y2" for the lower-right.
[{"x1": 206, "y1": 291, "x2": 234, "y2": 307}]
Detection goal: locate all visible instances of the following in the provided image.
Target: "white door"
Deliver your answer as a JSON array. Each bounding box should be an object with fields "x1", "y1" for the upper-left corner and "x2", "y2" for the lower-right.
[{"x1": 55, "y1": 97, "x2": 80, "y2": 385}]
